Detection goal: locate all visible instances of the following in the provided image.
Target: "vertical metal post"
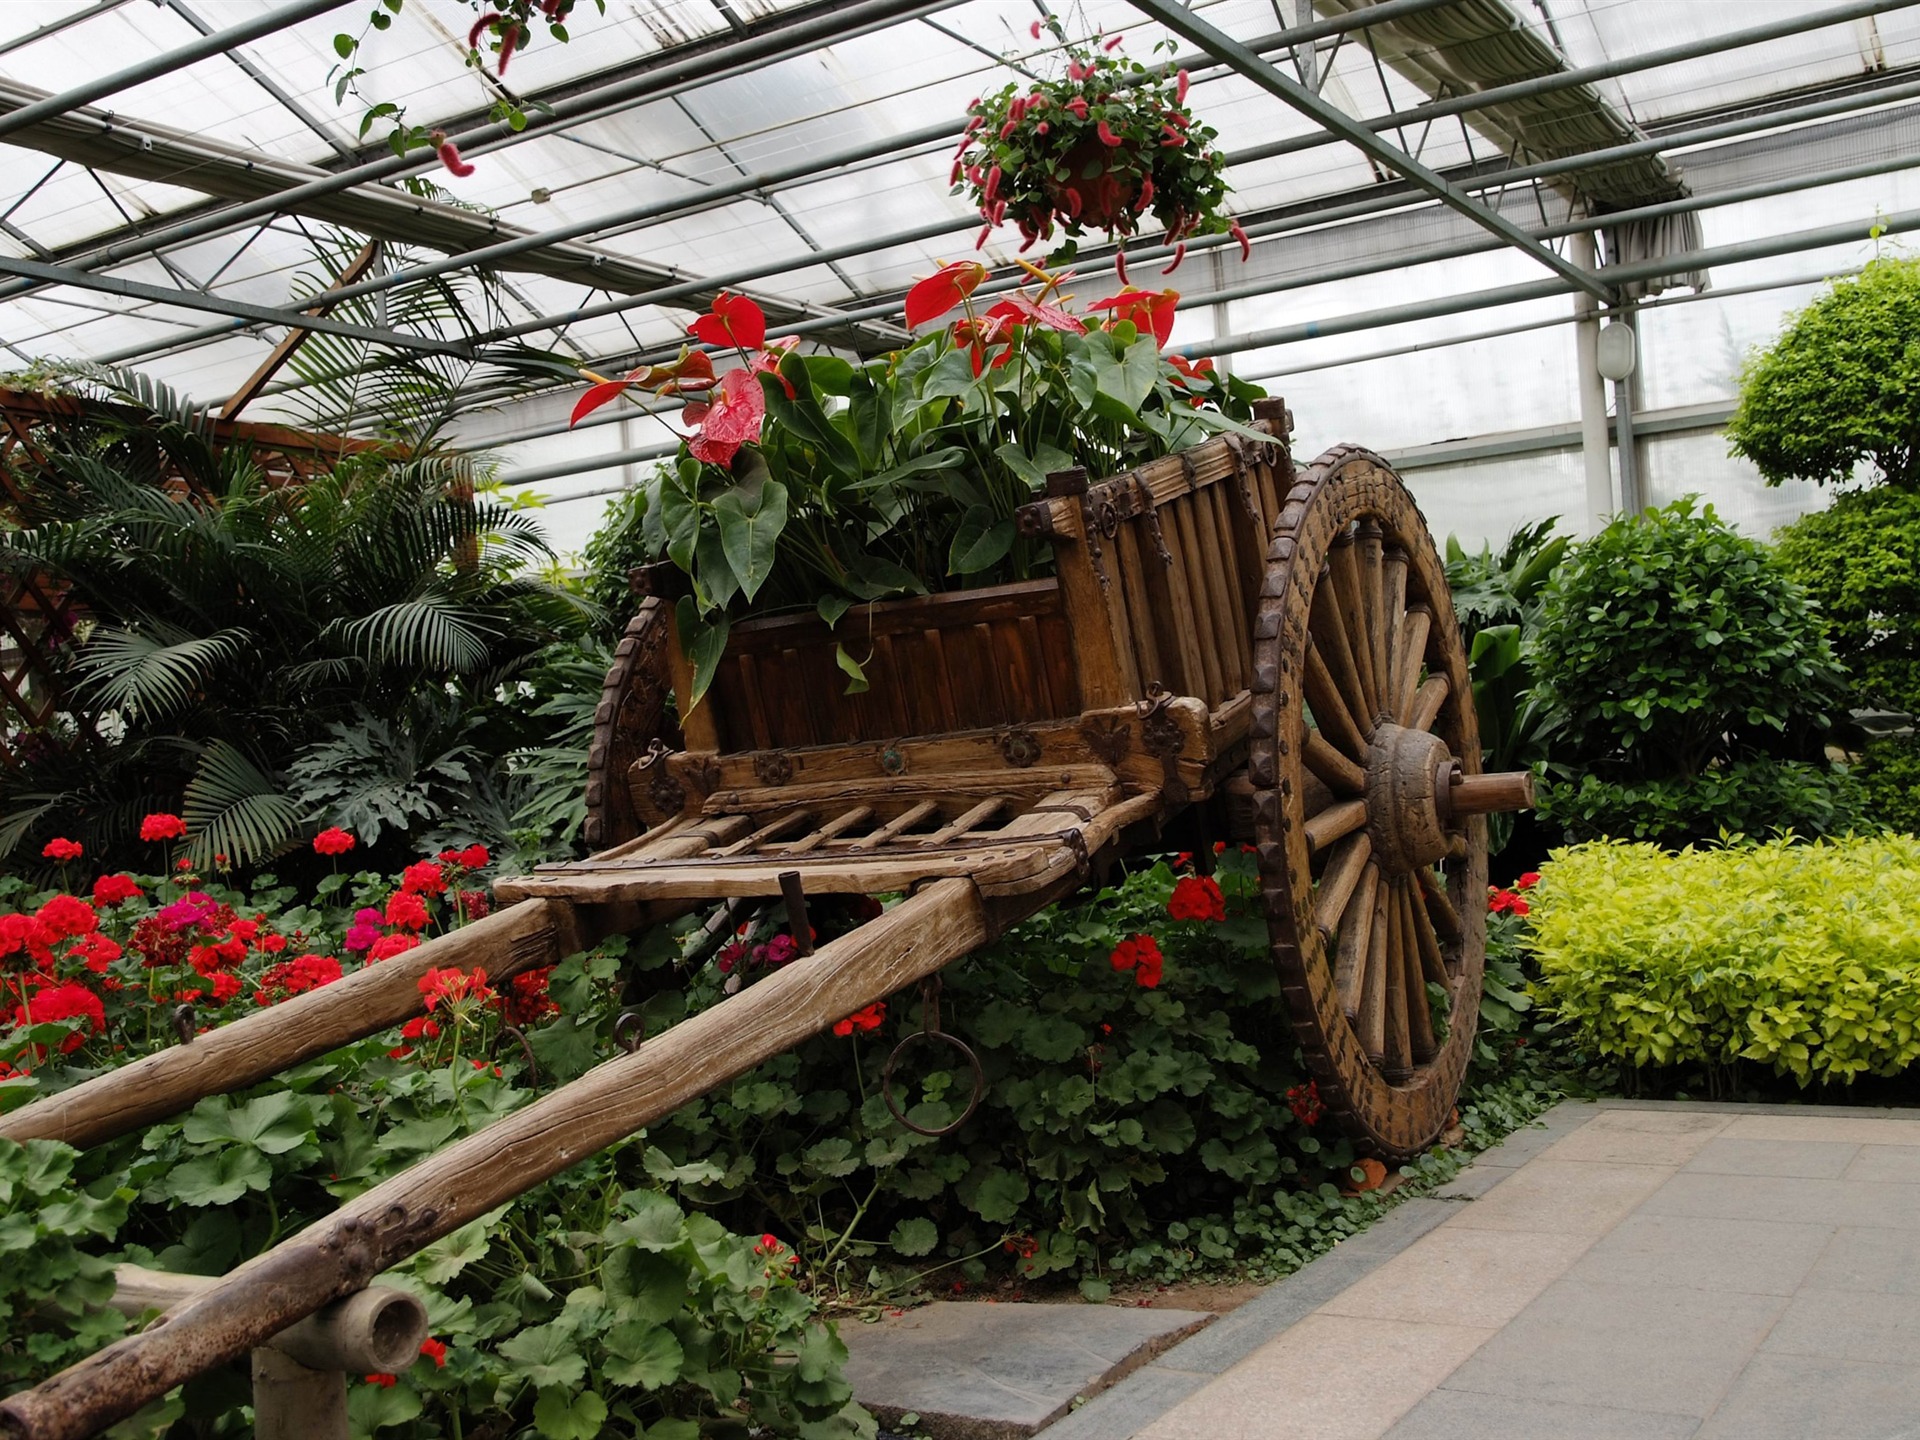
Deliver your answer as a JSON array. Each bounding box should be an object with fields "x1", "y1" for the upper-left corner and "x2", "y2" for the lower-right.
[
  {"x1": 1570, "y1": 230, "x2": 1615, "y2": 530},
  {"x1": 1611, "y1": 299, "x2": 1643, "y2": 513}
]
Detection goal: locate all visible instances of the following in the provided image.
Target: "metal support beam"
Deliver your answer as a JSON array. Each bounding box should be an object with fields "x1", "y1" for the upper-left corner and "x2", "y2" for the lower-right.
[
  {"x1": 1235, "y1": 0, "x2": 1920, "y2": 169},
  {"x1": 0, "y1": 0, "x2": 134, "y2": 59},
  {"x1": 1122, "y1": 0, "x2": 1613, "y2": 301},
  {"x1": 0, "y1": 254, "x2": 470, "y2": 356},
  {"x1": 0, "y1": 0, "x2": 357, "y2": 142},
  {"x1": 1570, "y1": 230, "x2": 1614, "y2": 528}
]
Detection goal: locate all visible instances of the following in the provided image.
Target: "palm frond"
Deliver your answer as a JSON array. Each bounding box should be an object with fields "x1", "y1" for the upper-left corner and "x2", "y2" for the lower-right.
[
  {"x1": 333, "y1": 598, "x2": 498, "y2": 673},
  {"x1": 181, "y1": 740, "x2": 305, "y2": 867},
  {"x1": 72, "y1": 624, "x2": 252, "y2": 722}
]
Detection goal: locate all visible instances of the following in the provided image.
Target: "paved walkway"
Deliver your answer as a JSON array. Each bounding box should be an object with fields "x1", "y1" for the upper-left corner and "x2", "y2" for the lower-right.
[{"x1": 1044, "y1": 1100, "x2": 1920, "y2": 1440}]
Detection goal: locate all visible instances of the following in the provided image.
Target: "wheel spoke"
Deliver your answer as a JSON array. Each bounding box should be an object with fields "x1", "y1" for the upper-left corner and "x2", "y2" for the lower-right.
[
  {"x1": 1305, "y1": 638, "x2": 1370, "y2": 760},
  {"x1": 1360, "y1": 520, "x2": 1391, "y2": 711},
  {"x1": 1315, "y1": 833, "x2": 1372, "y2": 937},
  {"x1": 1304, "y1": 797, "x2": 1368, "y2": 853},
  {"x1": 1392, "y1": 606, "x2": 1431, "y2": 725},
  {"x1": 1407, "y1": 876, "x2": 1451, "y2": 986},
  {"x1": 1333, "y1": 862, "x2": 1380, "y2": 1017},
  {"x1": 1383, "y1": 883, "x2": 1413, "y2": 1081},
  {"x1": 1383, "y1": 544, "x2": 1409, "y2": 693},
  {"x1": 1415, "y1": 864, "x2": 1463, "y2": 942},
  {"x1": 1408, "y1": 673, "x2": 1450, "y2": 734},
  {"x1": 1399, "y1": 882, "x2": 1439, "y2": 1062},
  {"x1": 1359, "y1": 878, "x2": 1390, "y2": 1063},
  {"x1": 1329, "y1": 536, "x2": 1381, "y2": 718},
  {"x1": 1303, "y1": 725, "x2": 1367, "y2": 794},
  {"x1": 1310, "y1": 570, "x2": 1373, "y2": 734}
]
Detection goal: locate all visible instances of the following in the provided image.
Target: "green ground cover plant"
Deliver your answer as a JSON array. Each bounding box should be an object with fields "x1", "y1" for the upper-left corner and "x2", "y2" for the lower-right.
[
  {"x1": 0, "y1": 826, "x2": 1558, "y2": 1435},
  {"x1": 1526, "y1": 835, "x2": 1920, "y2": 1085},
  {"x1": 1530, "y1": 499, "x2": 1859, "y2": 846}
]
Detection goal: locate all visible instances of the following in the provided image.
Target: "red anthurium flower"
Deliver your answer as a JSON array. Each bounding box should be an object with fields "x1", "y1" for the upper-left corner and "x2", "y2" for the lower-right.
[
  {"x1": 687, "y1": 369, "x2": 767, "y2": 466},
  {"x1": 571, "y1": 370, "x2": 645, "y2": 427},
  {"x1": 1090, "y1": 288, "x2": 1180, "y2": 347},
  {"x1": 904, "y1": 261, "x2": 990, "y2": 329},
  {"x1": 750, "y1": 337, "x2": 800, "y2": 398},
  {"x1": 982, "y1": 292, "x2": 1087, "y2": 335},
  {"x1": 689, "y1": 292, "x2": 767, "y2": 351}
]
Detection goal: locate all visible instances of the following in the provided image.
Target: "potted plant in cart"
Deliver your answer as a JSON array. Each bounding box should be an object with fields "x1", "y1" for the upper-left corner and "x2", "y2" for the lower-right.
[{"x1": 952, "y1": 19, "x2": 1249, "y2": 279}]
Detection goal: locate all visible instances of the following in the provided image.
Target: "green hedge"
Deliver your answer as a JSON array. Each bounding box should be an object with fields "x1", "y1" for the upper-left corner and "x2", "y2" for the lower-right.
[{"x1": 1528, "y1": 836, "x2": 1920, "y2": 1083}]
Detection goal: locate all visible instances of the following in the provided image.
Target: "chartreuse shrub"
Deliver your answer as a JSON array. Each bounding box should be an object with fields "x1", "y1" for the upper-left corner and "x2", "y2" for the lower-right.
[
  {"x1": 1528, "y1": 836, "x2": 1920, "y2": 1083},
  {"x1": 1531, "y1": 499, "x2": 1859, "y2": 846}
]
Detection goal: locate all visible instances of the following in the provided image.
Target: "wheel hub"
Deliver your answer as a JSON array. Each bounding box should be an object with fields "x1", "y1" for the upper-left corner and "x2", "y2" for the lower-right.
[{"x1": 1363, "y1": 722, "x2": 1457, "y2": 876}]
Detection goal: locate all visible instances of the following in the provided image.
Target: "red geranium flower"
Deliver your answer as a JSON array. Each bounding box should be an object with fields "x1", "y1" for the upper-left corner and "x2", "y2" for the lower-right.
[
  {"x1": 831, "y1": 1002, "x2": 886, "y2": 1037},
  {"x1": 35, "y1": 895, "x2": 98, "y2": 941},
  {"x1": 386, "y1": 891, "x2": 430, "y2": 931},
  {"x1": 418, "y1": 1337, "x2": 447, "y2": 1369},
  {"x1": 401, "y1": 861, "x2": 447, "y2": 897},
  {"x1": 41, "y1": 838, "x2": 82, "y2": 863},
  {"x1": 313, "y1": 827, "x2": 356, "y2": 857},
  {"x1": 1287, "y1": 1079, "x2": 1324, "y2": 1126},
  {"x1": 15, "y1": 981, "x2": 105, "y2": 1053},
  {"x1": 903, "y1": 260, "x2": 989, "y2": 328},
  {"x1": 1109, "y1": 934, "x2": 1165, "y2": 988},
  {"x1": 688, "y1": 291, "x2": 767, "y2": 351},
  {"x1": 1168, "y1": 874, "x2": 1225, "y2": 923},
  {"x1": 67, "y1": 933, "x2": 122, "y2": 973},
  {"x1": 368, "y1": 933, "x2": 420, "y2": 962},
  {"x1": 420, "y1": 966, "x2": 494, "y2": 1010},
  {"x1": 92, "y1": 874, "x2": 141, "y2": 907},
  {"x1": 1515, "y1": 871, "x2": 1541, "y2": 890},
  {"x1": 139, "y1": 813, "x2": 187, "y2": 842}
]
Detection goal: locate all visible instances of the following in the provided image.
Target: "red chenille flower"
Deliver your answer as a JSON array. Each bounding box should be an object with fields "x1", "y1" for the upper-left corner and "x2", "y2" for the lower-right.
[
  {"x1": 1168, "y1": 875, "x2": 1225, "y2": 923},
  {"x1": 904, "y1": 260, "x2": 989, "y2": 328},
  {"x1": 689, "y1": 292, "x2": 767, "y2": 351}
]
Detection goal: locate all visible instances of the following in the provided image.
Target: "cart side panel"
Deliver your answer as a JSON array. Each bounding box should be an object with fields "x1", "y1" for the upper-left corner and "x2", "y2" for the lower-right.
[{"x1": 707, "y1": 579, "x2": 1081, "y2": 751}]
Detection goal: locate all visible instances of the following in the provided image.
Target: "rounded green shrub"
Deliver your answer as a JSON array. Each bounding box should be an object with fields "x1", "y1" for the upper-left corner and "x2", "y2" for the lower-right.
[
  {"x1": 1531, "y1": 499, "x2": 1855, "y2": 845},
  {"x1": 1727, "y1": 256, "x2": 1920, "y2": 489},
  {"x1": 1774, "y1": 484, "x2": 1920, "y2": 714}
]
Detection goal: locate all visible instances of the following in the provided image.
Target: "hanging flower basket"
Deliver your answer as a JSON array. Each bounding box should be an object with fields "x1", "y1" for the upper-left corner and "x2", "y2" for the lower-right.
[{"x1": 953, "y1": 24, "x2": 1248, "y2": 278}]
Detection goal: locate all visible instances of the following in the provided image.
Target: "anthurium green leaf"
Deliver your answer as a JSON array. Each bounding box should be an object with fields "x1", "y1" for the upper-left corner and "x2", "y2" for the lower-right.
[
  {"x1": 673, "y1": 598, "x2": 728, "y2": 714},
  {"x1": 656, "y1": 476, "x2": 699, "y2": 574},
  {"x1": 160, "y1": 1147, "x2": 273, "y2": 1207},
  {"x1": 948, "y1": 506, "x2": 1016, "y2": 575},
  {"x1": 498, "y1": 1321, "x2": 589, "y2": 1389},
  {"x1": 532, "y1": 1386, "x2": 606, "y2": 1440},
  {"x1": 1090, "y1": 333, "x2": 1160, "y2": 415},
  {"x1": 804, "y1": 355, "x2": 856, "y2": 394},
  {"x1": 1179, "y1": 407, "x2": 1286, "y2": 445},
  {"x1": 603, "y1": 1321, "x2": 685, "y2": 1389},
  {"x1": 844, "y1": 446, "x2": 970, "y2": 492},
  {"x1": 835, "y1": 643, "x2": 869, "y2": 694},
  {"x1": 816, "y1": 595, "x2": 852, "y2": 628},
  {"x1": 917, "y1": 346, "x2": 981, "y2": 407},
  {"x1": 711, "y1": 478, "x2": 788, "y2": 603}
]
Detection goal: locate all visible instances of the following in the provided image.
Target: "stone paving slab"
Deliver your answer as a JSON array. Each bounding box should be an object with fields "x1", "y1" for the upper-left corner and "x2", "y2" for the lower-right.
[
  {"x1": 1024, "y1": 1099, "x2": 1920, "y2": 1439},
  {"x1": 841, "y1": 1300, "x2": 1211, "y2": 1439}
]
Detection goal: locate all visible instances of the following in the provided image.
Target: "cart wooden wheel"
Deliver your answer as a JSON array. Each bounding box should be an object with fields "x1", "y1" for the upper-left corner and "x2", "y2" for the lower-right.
[
  {"x1": 1249, "y1": 447, "x2": 1531, "y2": 1159},
  {"x1": 583, "y1": 596, "x2": 682, "y2": 850}
]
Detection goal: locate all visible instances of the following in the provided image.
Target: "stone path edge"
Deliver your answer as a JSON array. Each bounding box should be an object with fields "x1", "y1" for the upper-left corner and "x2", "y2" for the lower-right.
[{"x1": 1035, "y1": 1100, "x2": 1601, "y2": 1440}]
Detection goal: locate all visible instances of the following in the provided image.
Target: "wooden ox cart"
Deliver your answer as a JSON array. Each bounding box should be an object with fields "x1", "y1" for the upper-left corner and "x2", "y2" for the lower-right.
[{"x1": 0, "y1": 399, "x2": 1531, "y2": 1439}]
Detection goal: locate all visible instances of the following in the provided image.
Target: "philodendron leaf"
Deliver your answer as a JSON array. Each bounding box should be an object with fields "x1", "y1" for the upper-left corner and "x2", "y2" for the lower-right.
[
  {"x1": 835, "y1": 643, "x2": 869, "y2": 695},
  {"x1": 948, "y1": 504, "x2": 1016, "y2": 575},
  {"x1": 712, "y1": 477, "x2": 788, "y2": 603}
]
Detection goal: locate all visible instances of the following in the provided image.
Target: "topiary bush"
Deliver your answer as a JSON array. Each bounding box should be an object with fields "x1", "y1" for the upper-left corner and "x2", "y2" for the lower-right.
[
  {"x1": 1531, "y1": 498, "x2": 1858, "y2": 846},
  {"x1": 1727, "y1": 256, "x2": 1920, "y2": 490},
  {"x1": 1528, "y1": 836, "x2": 1920, "y2": 1084}
]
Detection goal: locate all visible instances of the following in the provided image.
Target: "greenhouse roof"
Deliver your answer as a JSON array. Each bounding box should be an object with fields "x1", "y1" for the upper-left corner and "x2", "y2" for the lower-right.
[{"x1": 3, "y1": 0, "x2": 1918, "y2": 498}]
